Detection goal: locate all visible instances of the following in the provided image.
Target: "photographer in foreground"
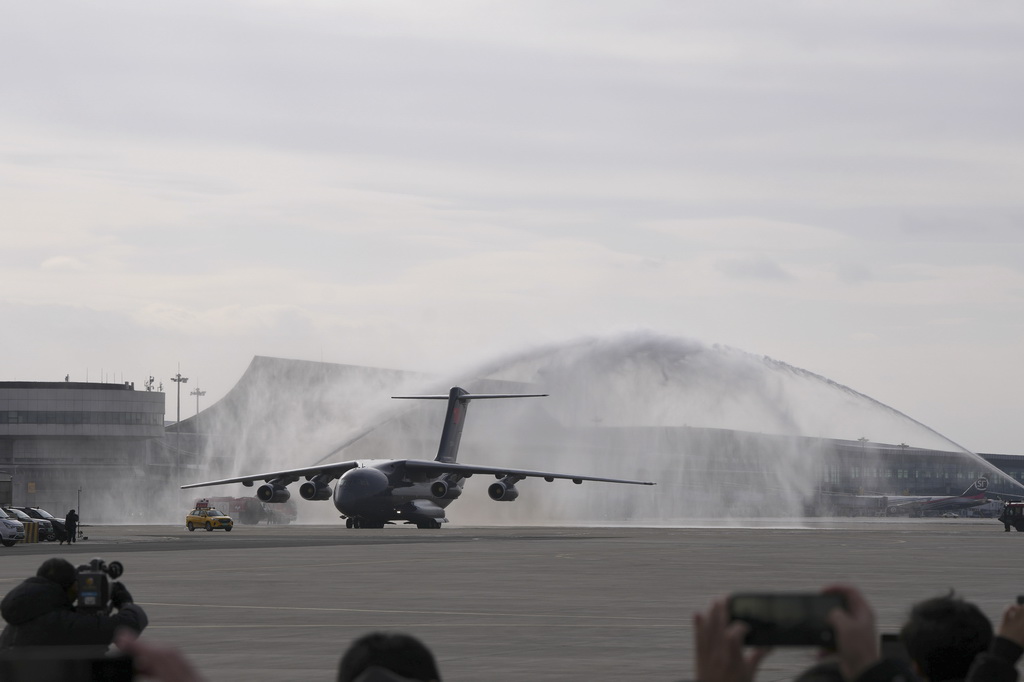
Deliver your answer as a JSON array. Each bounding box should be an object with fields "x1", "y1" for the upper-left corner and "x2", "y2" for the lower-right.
[
  {"x1": 692, "y1": 585, "x2": 911, "y2": 682},
  {"x1": 899, "y1": 592, "x2": 1024, "y2": 682},
  {"x1": 0, "y1": 557, "x2": 147, "y2": 651},
  {"x1": 694, "y1": 585, "x2": 1024, "y2": 682}
]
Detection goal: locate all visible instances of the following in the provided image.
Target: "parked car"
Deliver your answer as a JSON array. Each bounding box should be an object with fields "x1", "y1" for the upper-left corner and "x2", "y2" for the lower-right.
[
  {"x1": 3, "y1": 507, "x2": 54, "y2": 541},
  {"x1": 14, "y1": 506, "x2": 66, "y2": 541},
  {"x1": 0, "y1": 508, "x2": 25, "y2": 547}
]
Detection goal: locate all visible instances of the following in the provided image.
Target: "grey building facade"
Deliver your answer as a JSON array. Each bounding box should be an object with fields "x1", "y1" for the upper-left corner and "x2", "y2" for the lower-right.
[{"x1": 0, "y1": 381, "x2": 166, "y2": 517}]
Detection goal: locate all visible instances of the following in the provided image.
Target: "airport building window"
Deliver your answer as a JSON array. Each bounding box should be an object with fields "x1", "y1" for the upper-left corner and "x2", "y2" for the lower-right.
[{"x1": 3, "y1": 410, "x2": 162, "y2": 426}]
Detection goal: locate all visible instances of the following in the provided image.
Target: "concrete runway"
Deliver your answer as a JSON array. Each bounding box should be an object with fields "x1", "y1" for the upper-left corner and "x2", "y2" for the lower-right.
[{"x1": 0, "y1": 519, "x2": 1019, "y2": 681}]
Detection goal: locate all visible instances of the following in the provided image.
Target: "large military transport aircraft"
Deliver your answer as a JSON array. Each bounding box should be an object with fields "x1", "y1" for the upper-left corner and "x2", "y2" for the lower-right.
[{"x1": 182, "y1": 387, "x2": 655, "y2": 528}]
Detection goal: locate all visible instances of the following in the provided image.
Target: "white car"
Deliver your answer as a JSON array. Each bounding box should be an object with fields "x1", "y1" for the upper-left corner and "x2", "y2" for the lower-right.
[
  {"x1": 0, "y1": 508, "x2": 25, "y2": 547},
  {"x1": 941, "y1": 512, "x2": 959, "y2": 518}
]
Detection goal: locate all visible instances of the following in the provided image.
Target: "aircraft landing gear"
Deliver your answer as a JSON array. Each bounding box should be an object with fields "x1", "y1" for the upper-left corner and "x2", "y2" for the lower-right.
[
  {"x1": 416, "y1": 519, "x2": 442, "y2": 529},
  {"x1": 345, "y1": 517, "x2": 385, "y2": 529}
]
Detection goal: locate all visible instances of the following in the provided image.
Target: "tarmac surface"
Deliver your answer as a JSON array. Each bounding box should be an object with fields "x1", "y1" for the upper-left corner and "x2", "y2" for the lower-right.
[{"x1": 0, "y1": 518, "x2": 1019, "y2": 681}]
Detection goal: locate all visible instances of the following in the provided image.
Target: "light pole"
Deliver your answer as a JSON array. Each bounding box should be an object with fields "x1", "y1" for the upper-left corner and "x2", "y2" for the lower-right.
[
  {"x1": 171, "y1": 369, "x2": 189, "y2": 430},
  {"x1": 171, "y1": 369, "x2": 188, "y2": 502},
  {"x1": 190, "y1": 384, "x2": 206, "y2": 455},
  {"x1": 190, "y1": 384, "x2": 205, "y2": 419}
]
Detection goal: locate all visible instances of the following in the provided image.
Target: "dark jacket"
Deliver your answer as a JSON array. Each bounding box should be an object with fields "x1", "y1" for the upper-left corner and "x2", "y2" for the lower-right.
[
  {"x1": 853, "y1": 636, "x2": 1022, "y2": 682},
  {"x1": 853, "y1": 658, "x2": 917, "y2": 682},
  {"x1": 965, "y1": 636, "x2": 1022, "y2": 682},
  {"x1": 64, "y1": 511, "x2": 78, "y2": 532},
  {"x1": 0, "y1": 577, "x2": 147, "y2": 650}
]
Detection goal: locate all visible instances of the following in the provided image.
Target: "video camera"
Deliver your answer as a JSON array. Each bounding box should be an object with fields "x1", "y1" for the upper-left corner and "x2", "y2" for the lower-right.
[{"x1": 75, "y1": 558, "x2": 124, "y2": 614}]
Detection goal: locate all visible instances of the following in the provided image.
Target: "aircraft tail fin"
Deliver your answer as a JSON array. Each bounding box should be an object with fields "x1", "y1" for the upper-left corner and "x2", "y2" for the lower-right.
[
  {"x1": 393, "y1": 387, "x2": 547, "y2": 463},
  {"x1": 961, "y1": 477, "x2": 990, "y2": 497}
]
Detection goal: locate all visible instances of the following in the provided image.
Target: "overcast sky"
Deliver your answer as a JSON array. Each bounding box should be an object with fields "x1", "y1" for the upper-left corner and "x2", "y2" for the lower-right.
[{"x1": 1, "y1": 1, "x2": 1021, "y2": 453}]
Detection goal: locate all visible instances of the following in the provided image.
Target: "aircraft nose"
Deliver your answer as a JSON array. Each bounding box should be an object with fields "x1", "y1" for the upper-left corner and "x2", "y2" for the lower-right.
[{"x1": 335, "y1": 467, "x2": 389, "y2": 513}]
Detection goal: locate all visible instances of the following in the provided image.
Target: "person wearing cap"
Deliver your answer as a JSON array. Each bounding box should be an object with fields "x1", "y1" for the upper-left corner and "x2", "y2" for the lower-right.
[{"x1": 0, "y1": 557, "x2": 147, "y2": 650}]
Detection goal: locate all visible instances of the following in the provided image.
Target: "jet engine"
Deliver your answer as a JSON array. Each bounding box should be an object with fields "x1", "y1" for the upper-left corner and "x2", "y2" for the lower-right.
[
  {"x1": 256, "y1": 483, "x2": 291, "y2": 504},
  {"x1": 487, "y1": 480, "x2": 519, "y2": 502},
  {"x1": 299, "y1": 479, "x2": 332, "y2": 501},
  {"x1": 430, "y1": 480, "x2": 462, "y2": 500}
]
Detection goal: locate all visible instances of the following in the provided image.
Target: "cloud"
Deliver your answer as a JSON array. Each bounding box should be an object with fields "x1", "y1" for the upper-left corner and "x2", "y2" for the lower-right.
[
  {"x1": 40, "y1": 256, "x2": 86, "y2": 272},
  {"x1": 0, "y1": 1, "x2": 1021, "y2": 453},
  {"x1": 643, "y1": 218, "x2": 850, "y2": 253},
  {"x1": 716, "y1": 257, "x2": 794, "y2": 281}
]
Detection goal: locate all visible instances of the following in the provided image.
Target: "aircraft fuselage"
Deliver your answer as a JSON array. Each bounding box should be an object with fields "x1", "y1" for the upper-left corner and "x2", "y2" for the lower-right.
[{"x1": 333, "y1": 461, "x2": 461, "y2": 528}]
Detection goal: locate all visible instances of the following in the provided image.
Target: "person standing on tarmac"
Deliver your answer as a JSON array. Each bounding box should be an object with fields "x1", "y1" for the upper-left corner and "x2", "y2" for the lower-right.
[
  {"x1": 0, "y1": 557, "x2": 147, "y2": 650},
  {"x1": 64, "y1": 509, "x2": 79, "y2": 544},
  {"x1": 1001, "y1": 502, "x2": 1013, "y2": 532}
]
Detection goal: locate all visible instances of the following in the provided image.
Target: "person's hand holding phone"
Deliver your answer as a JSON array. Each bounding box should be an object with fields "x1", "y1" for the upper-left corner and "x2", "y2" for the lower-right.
[
  {"x1": 995, "y1": 599, "x2": 1024, "y2": 648},
  {"x1": 694, "y1": 597, "x2": 771, "y2": 682},
  {"x1": 824, "y1": 584, "x2": 880, "y2": 680}
]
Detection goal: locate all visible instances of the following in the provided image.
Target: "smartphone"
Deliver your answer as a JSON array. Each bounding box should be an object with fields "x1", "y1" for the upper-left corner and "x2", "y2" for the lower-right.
[{"x1": 727, "y1": 592, "x2": 846, "y2": 647}]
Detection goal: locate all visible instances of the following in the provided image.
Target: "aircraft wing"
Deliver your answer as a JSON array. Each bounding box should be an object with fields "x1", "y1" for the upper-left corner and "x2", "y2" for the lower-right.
[
  {"x1": 403, "y1": 459, "x2": 655, "y2": 486},
  {"x1": 181, "y1": 461, "x2": 360, "y2": 489}
]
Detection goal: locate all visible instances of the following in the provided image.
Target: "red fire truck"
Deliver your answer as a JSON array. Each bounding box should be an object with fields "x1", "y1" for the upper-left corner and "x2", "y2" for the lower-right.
[{"x1": 197, "y1": 496, "x2": 297, "y2": 525}]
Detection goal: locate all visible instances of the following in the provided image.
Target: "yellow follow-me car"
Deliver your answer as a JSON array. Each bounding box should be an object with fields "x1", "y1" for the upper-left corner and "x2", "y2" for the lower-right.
[{"x1": 186, "y1": 500, "x2": 234, "y2": 532}]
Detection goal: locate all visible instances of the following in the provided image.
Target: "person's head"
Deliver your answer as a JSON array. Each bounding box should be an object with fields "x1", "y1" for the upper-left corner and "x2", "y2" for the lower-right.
[
  {"x1": 36, "y1": 557, "x2": 77, "y2": 600},
  {"x1": 900, "y1": 592, "x2": 992, "y2": 681},
  {"x1": 337, "y1": 632, "x2": 440, "y2": 682}
]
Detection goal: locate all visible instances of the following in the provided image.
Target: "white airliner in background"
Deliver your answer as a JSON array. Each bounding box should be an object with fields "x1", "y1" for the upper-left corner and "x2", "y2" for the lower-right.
[{"x1": 867, "y1": 478, "x2": 990, "y2": 516}]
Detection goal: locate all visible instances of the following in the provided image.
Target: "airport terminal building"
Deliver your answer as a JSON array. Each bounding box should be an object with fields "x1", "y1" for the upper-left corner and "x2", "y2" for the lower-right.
[
  {"x1": 0, "y1": 381, "x2": 167, "y2": 515},
  {"x1": 2, "y1": 359, "x2": 1022, "y2": 522}
]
